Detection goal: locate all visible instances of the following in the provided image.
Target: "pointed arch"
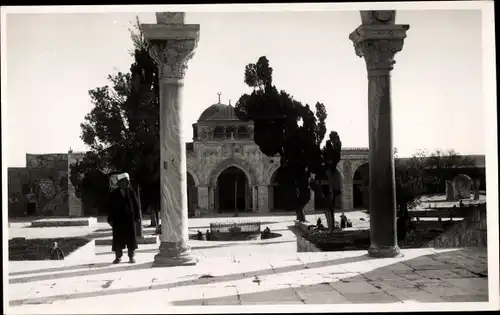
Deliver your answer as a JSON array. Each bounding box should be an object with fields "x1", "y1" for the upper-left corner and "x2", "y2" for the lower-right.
[{"x1": 209, "y1": 157, "x2": 257, "y2": 187}]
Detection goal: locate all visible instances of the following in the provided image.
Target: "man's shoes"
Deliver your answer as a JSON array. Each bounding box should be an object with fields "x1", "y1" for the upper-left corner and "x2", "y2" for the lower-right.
[
  {"x1": 112, "y1": 258, "x2": 121, "y2": 264},
  {"x1": 129, "y1": 257, "x2": 136, "y2": 264}
]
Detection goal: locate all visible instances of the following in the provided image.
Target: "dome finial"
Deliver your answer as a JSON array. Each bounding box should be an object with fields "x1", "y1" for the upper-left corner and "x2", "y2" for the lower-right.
[
  {"x1": 228, "y1": 99, "x2": 232, "y2": 106},
  {"x1": 217, "y1": 92, "x2": 222, "y2": 104}
]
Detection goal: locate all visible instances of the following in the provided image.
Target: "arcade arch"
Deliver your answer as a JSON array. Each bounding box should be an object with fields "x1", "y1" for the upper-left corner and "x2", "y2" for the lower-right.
[
  {"x1": 186, "y1": 172, "x2": 198, "y2": 217},
  {"x1": 314, "y1": 168, "x2": 343, "y2": 210},
  {"x1": 352, "y1": 163, "x2": 369, "y2": 209},
  {"x1": 216, "y1": 166, "x2": 250, "y2": 213},
  {"x1": 269, "y1": 166, "x2": 289, "y2": 211}
]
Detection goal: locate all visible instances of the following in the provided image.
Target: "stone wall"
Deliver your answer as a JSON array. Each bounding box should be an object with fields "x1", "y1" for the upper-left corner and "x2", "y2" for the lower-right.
[
  {"x1": 296, "y1": 234, "x2": 322, "y2": 252},
  {"x1": 427, "y1": 203, "x2": 487, "y2": 248},
  {"x1": 8, "y1": 159, "x2": 69, "y2": 217}
]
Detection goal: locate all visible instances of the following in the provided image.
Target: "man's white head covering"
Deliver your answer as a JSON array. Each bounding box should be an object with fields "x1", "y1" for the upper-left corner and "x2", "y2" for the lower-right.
[{"x1": 116, "y1": 172, "x2": 130, "y2": 181}]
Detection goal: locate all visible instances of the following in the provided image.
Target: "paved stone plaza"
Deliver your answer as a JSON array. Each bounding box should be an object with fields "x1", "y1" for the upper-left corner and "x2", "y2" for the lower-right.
[{"x1": 7, "y1": 214, "x2": 490, "y2": 313}]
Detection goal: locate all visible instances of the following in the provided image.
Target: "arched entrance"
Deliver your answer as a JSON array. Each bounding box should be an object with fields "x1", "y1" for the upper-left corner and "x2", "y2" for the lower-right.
[
  {"x1": 187, "y1": 172, "x2": 198, "y2": 218},
  {"x1": 216, "y1": 166, "x2": 249, "y2": 213},
  {"x1": 314, "y1": 169, "x2": 342, "y2": 210},
  {"x1": 353, "y1": 163, "x2": 369, "y2": 209},
  {"x1": 270, "y1": 167, "x2": 288, "y2": 211}
]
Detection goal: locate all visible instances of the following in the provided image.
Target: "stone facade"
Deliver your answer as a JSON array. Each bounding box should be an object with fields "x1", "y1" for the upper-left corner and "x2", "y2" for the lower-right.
[
  {"x1": 7, "y1": 103, "x2": 371, "y2": 218},
  {"x1": 8, "y1": 153, "x2": 70, "y2": 217},
  {"x1": 186, "y1": 101, "x2": 369, "y2": 215}
]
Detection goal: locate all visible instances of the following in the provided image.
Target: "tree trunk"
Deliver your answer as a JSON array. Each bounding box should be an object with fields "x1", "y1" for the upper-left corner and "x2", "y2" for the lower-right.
[
  {"x1": 325, "y1": 191, "x2": 336, "y2": 232},
  {"x1": 136, "y1": 185, "x2": 144, "y2": 238},
  {"x1": 325, "y1": 170, "x2": 337, "y2": 232},
  {"x1": 150, "y1": 206, "x2": 159, "y2": 227},
  {"x1": 296, "y1": 208, "x2": 306, "y2": 222}
]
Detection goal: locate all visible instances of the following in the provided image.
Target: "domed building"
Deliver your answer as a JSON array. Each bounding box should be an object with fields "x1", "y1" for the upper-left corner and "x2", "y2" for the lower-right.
[
  {"x1": 7, "y1": 95, "x2": 374, "y2": 218},
  {"x1": 184, "y1": 95, "x2": 371, "y2": 217}
]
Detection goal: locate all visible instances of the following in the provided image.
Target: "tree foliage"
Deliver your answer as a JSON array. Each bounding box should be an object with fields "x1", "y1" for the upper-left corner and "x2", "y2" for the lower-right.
[
  {"x1": 394, "y1": 148, "x2": 477, "y2": 215},
  {"x1": 235, "y1": 56, "x2": 342, "y2": 224},
  {"x1": 70, "y1": 17, "x2": 160, "y2": 217}
]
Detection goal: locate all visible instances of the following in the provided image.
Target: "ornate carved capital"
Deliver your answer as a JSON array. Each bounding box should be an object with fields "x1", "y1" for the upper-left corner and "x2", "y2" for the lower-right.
[
  {"x1": 149, "y1": 39, "x2": 197, "y2": 81},
  {"x1": 140, "y1": 12, "x2": 200, "y2": 82},
  {"x1": 349, "y1": 24, "x2": 409, "y2": 76}
]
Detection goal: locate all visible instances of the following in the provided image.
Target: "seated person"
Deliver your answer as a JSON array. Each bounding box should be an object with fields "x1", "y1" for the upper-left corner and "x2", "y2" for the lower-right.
[
  {"x1": 49, "y1": 242, "x2": 65, "y2": 260},
  {"x1": 316, "y1": 218, "x2": 325, "y2": 230},
  {"x1": 197, "y1": 230, "x2": 203, "y2": 240}
]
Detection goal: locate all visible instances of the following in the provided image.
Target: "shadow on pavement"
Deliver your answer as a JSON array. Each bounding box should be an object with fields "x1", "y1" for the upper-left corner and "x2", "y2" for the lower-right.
[
  {"x1": 172, "y1": 248, "x2": 489, "y2": 305},
  {"x1": 95, "y1": 239, "x2": 297, "y2": 256},
  {"x1": 9, "y1": 252, "x2": 372, "y2": 306},
  {"x1": 9, "y1": 262, "x2": 153, "y2": 285},
  {"x1": 9, "y1": 262, "x2": 112, "y2": 277}
]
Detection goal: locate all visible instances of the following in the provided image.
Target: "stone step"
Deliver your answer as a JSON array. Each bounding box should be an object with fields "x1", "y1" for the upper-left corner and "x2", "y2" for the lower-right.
[
  {"x1": 31, "y1": 217, "x2": 98, "y2": 227},
  {"x1": 94, "y1": 235, "x2": 158, "y2": 246}
]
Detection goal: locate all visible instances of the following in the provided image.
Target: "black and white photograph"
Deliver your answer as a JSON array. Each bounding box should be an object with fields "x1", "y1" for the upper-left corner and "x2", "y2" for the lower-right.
[{"x1": 1, "y1": 2, "x2": 498, "y2": 313}]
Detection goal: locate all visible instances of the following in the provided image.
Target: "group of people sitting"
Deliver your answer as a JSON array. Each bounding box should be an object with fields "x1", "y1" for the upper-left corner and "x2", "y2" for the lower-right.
[{"x1": 315, "y1": 213, "x2": 352, "y2": 231}]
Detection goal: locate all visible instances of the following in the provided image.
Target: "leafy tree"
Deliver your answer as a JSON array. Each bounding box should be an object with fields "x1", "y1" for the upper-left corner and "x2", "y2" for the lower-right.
[
  {"x1": 69, "y1": 152, "x2": 109, "y2": 215},
  {"x1": 394, "y1": 151, "x2": 427, "y2": 241},
  {"x1": 425, "y1": 149, "x2": 476, "y2": 192},
  {"x1": 235, "y1": 56, "x2": 342, "y2": 226},
  {"x1": 70, "y1": 18, "x2": 161, "y2": 225}
]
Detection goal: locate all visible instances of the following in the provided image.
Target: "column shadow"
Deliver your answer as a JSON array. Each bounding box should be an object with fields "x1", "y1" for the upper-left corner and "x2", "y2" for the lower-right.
[
  {"x1": 172, "y1": 248, "x2": 489, "y2": 305},
  {"x1": 9, "y1": 262, "x2": 111, "y2": 277},
  {"x1": 9, "y1": 262, "x2": 154, "y2": 284},
  {"x1": 9, "y1": 252, "x2": 372, "y2": 306}
]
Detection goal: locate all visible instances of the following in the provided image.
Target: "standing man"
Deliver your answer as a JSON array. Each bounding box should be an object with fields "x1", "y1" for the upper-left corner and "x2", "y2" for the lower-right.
[
  {"x1": 340, "y1": 213, "x2": 348, "y2": 229},
  {"x1": 107, "y1": 172, "x2": 141, "y2": 264}
]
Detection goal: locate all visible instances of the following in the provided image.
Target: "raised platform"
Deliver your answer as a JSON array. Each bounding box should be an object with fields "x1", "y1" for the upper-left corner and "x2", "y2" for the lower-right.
[
  {"x1": 94, "y1": 235, "x2": 158, "y2": 246},
  {"x1": 30, "y1": 217, "x2": 97, "y2": 228}
]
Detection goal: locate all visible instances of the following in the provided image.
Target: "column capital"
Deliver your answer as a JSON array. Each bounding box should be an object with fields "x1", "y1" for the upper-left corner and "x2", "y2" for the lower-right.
[
  {"x1": 140, "y1": 12, "x2": 200, "y2": 82},
  {"x1": 149, "y1": 40, "x2": 197, "y2": 82},
  {"x1": 349, "y1": 24, "x2": 409, "y2": 75}
]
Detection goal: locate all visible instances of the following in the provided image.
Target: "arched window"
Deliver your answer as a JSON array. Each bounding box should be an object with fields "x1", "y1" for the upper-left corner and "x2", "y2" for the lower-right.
[
  {"x1": 213, "y1": 126, "x2": 225, "y2": 140},
  {"x1": 237, "y1": 126, "x2": 250, "y2": 139},
  {"x1": 226, "y1": 126, "x2": 236, "y2": 140}
]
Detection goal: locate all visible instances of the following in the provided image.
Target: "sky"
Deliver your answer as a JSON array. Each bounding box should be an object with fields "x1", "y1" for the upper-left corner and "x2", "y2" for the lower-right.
[{"x1": 3, "y1": 6, "x2": 488, "y2": 167}]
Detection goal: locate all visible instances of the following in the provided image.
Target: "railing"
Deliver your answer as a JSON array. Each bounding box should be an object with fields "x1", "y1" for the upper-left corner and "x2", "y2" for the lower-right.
[{"x1": 209, "y1": 221, "x2": 261, "y2": 234}]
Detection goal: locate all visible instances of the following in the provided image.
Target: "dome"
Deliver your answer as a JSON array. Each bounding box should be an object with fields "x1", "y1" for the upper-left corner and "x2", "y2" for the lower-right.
[{"x1": 198, "y1": 102, "x2": 239, "y2": 122}]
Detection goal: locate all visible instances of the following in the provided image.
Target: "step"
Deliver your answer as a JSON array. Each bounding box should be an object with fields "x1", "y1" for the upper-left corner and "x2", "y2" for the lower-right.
[
  {"x1": 31, "y1": 217, "x2": 98, "y2": 227},
  {"x1": 94, "y1": 235, "x2": 158, "y2": 246}
]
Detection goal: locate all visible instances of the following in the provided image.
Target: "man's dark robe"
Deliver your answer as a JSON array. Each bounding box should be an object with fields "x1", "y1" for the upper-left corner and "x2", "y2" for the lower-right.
[{"x1": 107, "y1": 187, "x2": 140, "y2": 252}]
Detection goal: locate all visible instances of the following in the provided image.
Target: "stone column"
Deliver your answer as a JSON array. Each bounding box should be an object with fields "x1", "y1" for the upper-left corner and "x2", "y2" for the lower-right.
[
  {"x1": 197, "y1": 185, "x2": 209, "y2": 213},
  {"x1": 252, "y1": 186, "x2": 258, "y2": 212},
  {"x1": 257, "y1": 185, "x2": 269, "y2": 213},
  {"x1": 141, "y1": 12, "x2": 200, "y2": 267},
  {"x1": 349, "y1": 11, "x2": 409, "y2": 258}
]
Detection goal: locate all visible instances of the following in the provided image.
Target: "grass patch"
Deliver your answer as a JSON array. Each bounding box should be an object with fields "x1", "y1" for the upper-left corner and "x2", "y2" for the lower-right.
[{"x1": 9, "y1": 237, "x2": 90, "y2": 261}]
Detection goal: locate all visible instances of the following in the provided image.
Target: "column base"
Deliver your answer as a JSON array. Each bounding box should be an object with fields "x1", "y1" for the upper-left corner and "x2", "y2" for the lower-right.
[
  {"x1": 153, "y1": 241, "x2": 198, "y2": 267},
  {"x1": 368, "y1": 244, "x2": 401, "y2": 258}
]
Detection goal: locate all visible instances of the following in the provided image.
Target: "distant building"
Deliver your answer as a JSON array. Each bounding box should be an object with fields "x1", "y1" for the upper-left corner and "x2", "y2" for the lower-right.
[{"x1": 7, "y1": 100, "x2": 486, "y2": 218}]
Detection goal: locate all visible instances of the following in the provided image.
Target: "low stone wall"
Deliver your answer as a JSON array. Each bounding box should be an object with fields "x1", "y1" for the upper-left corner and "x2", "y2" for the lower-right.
[
  {"x1": 31, "y1": 217, "x2": 98, "y2": 227},
  {"x1": 66, "y1": 239, "x2": 95, "y2": 261},
  {"x1": 294, "y1": 220, "x2": 316, "y2": 234},
  {"x1": 427, "y1": 203, "x2": 487, "y2": 248},
  {"x1": 294, "y1": 220, "x2": 321, "y2": 252},
  {"x1": 296, "y1": 234, "x2": 322, "y2": 252}
]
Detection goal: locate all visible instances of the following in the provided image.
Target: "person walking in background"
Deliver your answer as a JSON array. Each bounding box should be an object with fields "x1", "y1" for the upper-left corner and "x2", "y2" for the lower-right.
[
  {"x1": 340, "y1": 213, "x2": 348, "y2": 229},
  {"x1": 107, "y1": 172, "x2": 141, "y2": 264}
]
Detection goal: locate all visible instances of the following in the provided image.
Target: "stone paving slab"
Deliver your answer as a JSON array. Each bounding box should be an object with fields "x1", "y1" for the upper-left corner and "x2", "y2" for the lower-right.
[
  {"x1": 7, "y1": 246, "x2": 491, "y2": 313},
  {"x1": 7, "y1": 214, "x2": 494, "y2": 312}
]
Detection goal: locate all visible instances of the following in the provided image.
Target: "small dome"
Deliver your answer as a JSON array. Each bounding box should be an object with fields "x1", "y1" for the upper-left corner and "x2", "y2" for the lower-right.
[{"x1": 198, "y1": 103, "x2": 239, "y2": 121}]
